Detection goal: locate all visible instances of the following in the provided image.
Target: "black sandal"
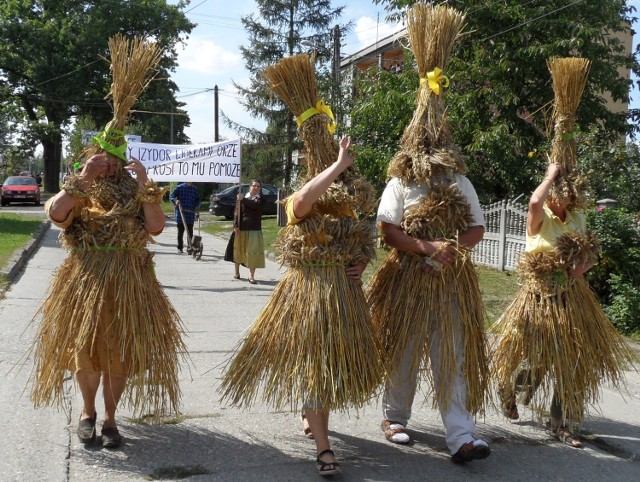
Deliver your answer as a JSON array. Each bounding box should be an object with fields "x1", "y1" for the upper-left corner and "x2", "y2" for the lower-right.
[{"x1": 316, "y1": 449, "x2": 341, "y2": 477}]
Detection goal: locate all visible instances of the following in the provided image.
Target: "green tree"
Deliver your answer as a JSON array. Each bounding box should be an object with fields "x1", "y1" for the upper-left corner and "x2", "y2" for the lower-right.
[
  {"x1": 227, "y1": 0, "x2": 346, "y2": 187},
  {"x1": 361, "y1": 0, "x2": 639, "y2": 202},
  {"x1": 347, "y1": 52, "x2": 418, "y2": 194},
  {"x1": 578, "y1": 132, "x2": 640, "y2": 212},
  {"x1": 0, "y1": 0, "x2": 194, "y2": 192}
]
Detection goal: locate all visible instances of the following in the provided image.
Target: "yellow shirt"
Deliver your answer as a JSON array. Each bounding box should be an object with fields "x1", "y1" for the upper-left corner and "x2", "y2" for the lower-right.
[
  {"x1": 525, "y1": 204, "x2": 586, "y2": 253},
  {"x1": 285, "y1": 192, "x2": 355, "y2": 225}
]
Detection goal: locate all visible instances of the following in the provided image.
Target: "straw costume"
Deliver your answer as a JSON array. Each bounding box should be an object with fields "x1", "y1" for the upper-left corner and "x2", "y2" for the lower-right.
[
  {"x1": 366, "y1": 4, "x2": 490, "y2": 460},
  {"x1": 30, "y1": 35, "x2": 186, "y2": 421},
  {"x1": 220, "y1": 54, "x2": 385, "y2": 413},
  {"x1": 491, "y1": 57, "x2": 633, "y2": 428}
]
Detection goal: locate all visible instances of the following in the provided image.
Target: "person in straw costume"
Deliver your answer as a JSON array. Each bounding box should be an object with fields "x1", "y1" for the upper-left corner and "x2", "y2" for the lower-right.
[
  {"x1": 29, "y1": 34, "x2": 186, "y2": 449},
  {"x1": 220, "y1": 53, "x2": 385, "y2": 476},
  {"x1": 366, "y1": 3, "x2": 491, "y2": 464},
  {"x1": 491, "y1": 57, "x2": 633, "y2": 448}
]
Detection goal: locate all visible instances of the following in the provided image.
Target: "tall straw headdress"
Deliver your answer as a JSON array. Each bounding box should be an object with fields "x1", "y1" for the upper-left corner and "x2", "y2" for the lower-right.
[
  {"x1": 89, "y1": 34, "x2": 162, "y2": 165},
  {"x1": 264, "y1": 54, "x2": 375, "y2": 213},
  {"x1": 388, "y1": 3, "x2": 467, "y2": 183},
  {"x1": 546, "y1": 57, "x2": 591, "y2": 209}
]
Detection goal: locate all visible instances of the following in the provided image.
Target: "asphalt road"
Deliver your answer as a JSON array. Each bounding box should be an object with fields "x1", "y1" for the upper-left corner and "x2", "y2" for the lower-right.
[{"x1": 0, "y1": 219, "x2": 639, "y2": 481}]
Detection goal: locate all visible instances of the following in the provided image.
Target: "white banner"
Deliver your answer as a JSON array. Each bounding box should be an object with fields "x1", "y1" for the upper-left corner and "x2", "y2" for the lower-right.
[{"x1": 126, "y1": 139, "x2": 241, "y2": 182}]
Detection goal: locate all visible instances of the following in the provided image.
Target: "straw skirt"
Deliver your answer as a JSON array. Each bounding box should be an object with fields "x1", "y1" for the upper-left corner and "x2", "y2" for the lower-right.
[
  {"x1": 491, "y1": 275, "x2": 633, "y2": 422},
  {"x1": 367, "y1": 249, "x2": 489, "y2": 414},
  {"x1": 30, "y1": 248, "x2": 186, "y2": 418},
  {"x1": 220, "y1": 264, "x2": 385, "y2": 411}
]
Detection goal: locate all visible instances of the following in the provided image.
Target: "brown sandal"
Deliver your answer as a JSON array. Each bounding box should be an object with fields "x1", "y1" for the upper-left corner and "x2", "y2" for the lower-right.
[
  {"x1": 548, "y1": 422, "x2": 583, "y2": 448},
  {"x1": 300, "y1": 410, "x2": 314, "y2": 439}
]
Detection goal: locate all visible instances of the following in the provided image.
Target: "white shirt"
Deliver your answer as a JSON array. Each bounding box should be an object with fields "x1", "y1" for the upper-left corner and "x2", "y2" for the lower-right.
[{"x1": 377, "y1": 176, "x2": 485, "y2": 228}]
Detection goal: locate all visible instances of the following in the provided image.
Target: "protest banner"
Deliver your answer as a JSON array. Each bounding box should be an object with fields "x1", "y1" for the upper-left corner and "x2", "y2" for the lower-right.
[{"x1": 127, "y1": 138, "x2": 241, "y2": 182}]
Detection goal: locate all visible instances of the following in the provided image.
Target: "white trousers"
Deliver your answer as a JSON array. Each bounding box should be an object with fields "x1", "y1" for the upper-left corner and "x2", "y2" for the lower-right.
[{"x1": 382, "y1": 300, "x2": 477, "y2": 454}]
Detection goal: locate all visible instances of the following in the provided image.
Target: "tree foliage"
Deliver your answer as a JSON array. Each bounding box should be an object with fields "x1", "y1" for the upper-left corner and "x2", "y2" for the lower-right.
[
  {"x1": 356, "y1": 0, "x2": 640, "y2": 202},
  {"x1": 229, "y1": 0, "x2": 346, "y2": 187},
  {"x1": 587, "y1": 207, "x2": 640, "y2": 335},
  {"x1": 347, "y1": 52, "x2": 418, "y2": 194},
  {"x1": 0, "y1": 0, "x2": 194, "y2": 192}
]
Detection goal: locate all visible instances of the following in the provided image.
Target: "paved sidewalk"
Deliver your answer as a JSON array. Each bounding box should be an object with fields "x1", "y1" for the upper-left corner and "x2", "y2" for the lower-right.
[{"x1": 0, "y1": 220, "x2": 639, "y2": 481}]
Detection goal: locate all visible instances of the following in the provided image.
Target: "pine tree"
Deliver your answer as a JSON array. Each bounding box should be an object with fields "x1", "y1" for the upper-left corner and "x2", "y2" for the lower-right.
[{"x1": 229, "y1": 0, "x2": 345, "y2": 187}]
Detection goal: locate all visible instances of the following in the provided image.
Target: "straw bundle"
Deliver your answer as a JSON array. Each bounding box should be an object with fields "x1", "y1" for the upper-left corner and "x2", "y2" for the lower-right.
[
  {"x1": 388, "y1": 3, "x2": 467, "y2": 183},
  {"x1": 367, "y1": 249, "x2": 488, "y2": 413},
  {"x1": 491, "y1": 266, "x2": 633, "y2": 423},
  {"x1": 276, "y1": 215, "x2": 375, "y2": 268},
  {"x1": 86, "y1": 34, "x2": 162, "y2": 166},
  {"x1": 220, "y1": 264, "x2": 385, "y2": 411},
  {"x1": 547, "y1": 57, "x2": 592, "y2": 210},
  {"x1": 103, "y1": 34, "x2": 162, "y2": 136},
  {"x1": 264, "y1": 54, "x2": 376, "y2": 214}
]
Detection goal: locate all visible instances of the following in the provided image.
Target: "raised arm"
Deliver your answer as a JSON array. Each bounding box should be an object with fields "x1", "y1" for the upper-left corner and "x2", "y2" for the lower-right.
[
  {"x1": 48, "y1": 153, "x2": 111, "y2": 223},
  {"x1": 527, "y1": 163, "x2": 562, "y2": 236},
  {"x1": 291, "y1": 135, "x2": 354, "y2": 220}
]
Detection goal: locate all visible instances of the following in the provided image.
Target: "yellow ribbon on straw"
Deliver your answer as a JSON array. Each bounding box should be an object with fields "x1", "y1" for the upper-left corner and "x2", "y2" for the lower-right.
[
  {"x1": 296, "y1": 100, "x2": 336, "y2": 134},
  {"x1": 420, "y1": 67, "x2": 450, "y2": 95}
]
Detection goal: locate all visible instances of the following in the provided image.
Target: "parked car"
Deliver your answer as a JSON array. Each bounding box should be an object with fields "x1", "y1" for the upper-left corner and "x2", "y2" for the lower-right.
[
  {"x1": 209, "y1": 183, "x2": 279, "y2": 219},
  {"x1": 1, "y1": 176, "x2": 41, "y2": 206}
]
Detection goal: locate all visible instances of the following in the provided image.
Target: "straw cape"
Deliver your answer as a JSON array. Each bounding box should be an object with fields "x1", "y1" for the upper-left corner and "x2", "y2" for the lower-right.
[
  {"x1": 30, "y1": 35, "x2": 186, "y2": 419},
  {"x1": 490, "y1": 57, "x2": 633, "y2": 423},
  {"x1": 220, "y1": 54, "x2": 385, "y2": 412},
  {"x1": 365, "y1": 3, "x2": 489, "y2": 414}
]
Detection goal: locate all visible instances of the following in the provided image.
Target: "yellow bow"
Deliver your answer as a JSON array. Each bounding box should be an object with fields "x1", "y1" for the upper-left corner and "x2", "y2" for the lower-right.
[
  {"x1": 421, "y1": 67, "x2": 450, "y2": 95},
  {"x1": 296, "y1": 100, "x2": 336, "y2": 134}
]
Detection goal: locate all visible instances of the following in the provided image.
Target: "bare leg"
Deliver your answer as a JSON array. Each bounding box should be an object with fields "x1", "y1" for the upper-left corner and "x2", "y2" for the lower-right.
[
  {"x1": 76, "y1": 369, "x2": 101, "y2": 419},
  {"x1": 102, "y1": 373, "x2": 127, "y2": 428},
  {"x1": 234, "y1": 263, "x2": 240, "y2": 278},
  {"x1": 249, "y1": 268, "x2": 256, "y2": 281},
  {"x1": 305, "y1": 409, "x2": 335, "y2": 461}
]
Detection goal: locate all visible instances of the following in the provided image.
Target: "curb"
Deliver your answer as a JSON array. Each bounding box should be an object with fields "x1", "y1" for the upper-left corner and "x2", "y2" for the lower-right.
[{"x1": 0, "y1": 220, "x2": 51, "y2": 283}]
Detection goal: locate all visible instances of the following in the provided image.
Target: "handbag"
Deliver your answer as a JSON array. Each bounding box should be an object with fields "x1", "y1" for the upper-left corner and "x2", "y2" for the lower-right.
[{"x1": 224, "y1": 231, "x2": 235, "y2": 262}]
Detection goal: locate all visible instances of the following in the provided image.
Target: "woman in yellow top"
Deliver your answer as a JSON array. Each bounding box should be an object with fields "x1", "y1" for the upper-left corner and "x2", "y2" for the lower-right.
[{"x1": 491, "y1": 163, "x2": 632, "y2": 448}]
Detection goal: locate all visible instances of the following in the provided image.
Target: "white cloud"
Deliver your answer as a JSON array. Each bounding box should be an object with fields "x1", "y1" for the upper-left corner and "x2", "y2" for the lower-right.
[
  {"x1": 354, "y1": 16, "x2": 403, "y2": 50},
  {"x1": 177, "y1": 36, "x2": 241, "y2": 74}
]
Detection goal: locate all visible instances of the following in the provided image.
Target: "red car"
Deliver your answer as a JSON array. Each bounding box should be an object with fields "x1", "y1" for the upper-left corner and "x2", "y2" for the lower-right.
[{"x1": 1, "y1": 176, "x2": 41, "y2": 206}]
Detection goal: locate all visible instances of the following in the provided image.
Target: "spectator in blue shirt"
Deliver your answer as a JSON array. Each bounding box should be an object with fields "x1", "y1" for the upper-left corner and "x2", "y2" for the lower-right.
[{"x1": 169, "y1": 182, "x2": 200, "y2": 253}]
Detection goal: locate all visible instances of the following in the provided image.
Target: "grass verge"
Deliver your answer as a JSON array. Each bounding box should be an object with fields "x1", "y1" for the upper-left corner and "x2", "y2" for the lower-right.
[{"x1": 0, "y1": 213, "x2": 44, "y2": 268}]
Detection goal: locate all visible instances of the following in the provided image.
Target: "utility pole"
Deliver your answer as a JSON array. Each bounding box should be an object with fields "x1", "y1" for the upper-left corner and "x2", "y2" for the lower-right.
[
  {"x1": 214, "y1": 85, "x2": 219, "y2": 142},
  {"x1": 332, "y1": 24, "x2": 341, "y2": 127}
]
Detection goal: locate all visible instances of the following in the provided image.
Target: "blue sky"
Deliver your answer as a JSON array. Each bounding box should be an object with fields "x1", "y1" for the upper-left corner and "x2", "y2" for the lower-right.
[{"x1": 169, "y1": 0, "x2": 639, "y2": 144}]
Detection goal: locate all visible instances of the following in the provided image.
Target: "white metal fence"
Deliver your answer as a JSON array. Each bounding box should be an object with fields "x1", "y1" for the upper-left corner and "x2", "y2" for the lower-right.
[{"x1": 471, "y1": 199, "x2": 527, "y2": 271}]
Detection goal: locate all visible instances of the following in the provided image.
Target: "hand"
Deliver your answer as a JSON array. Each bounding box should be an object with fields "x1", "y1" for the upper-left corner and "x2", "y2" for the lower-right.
[
  {"x1": 233, "y1": 227, "x2": 239, "y2": 234},
  {"x1": 81, "y1": 153, "x2": 115, "y2": 182},
  {"x1": 336, "y1": 135, "x2": 355, "y2": 169},
  {"x1": 237, "y1": 193, "x2": 244, "y2": 200},
  {"x1": 424, "y1": 240, "x2": 458, "y2": 267},
  {"x1": 346, "y1": 261, "x2": 367, "y2": 281},
  {"x1": 124, "y1": 158, "x2": 149, "y2": 186},
  {"x1": 545, "y1": 162, "x2": 563, "y2": 181},
  {"x1": 175, "y1": 199, "x2": 182, "y2": 206}
]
